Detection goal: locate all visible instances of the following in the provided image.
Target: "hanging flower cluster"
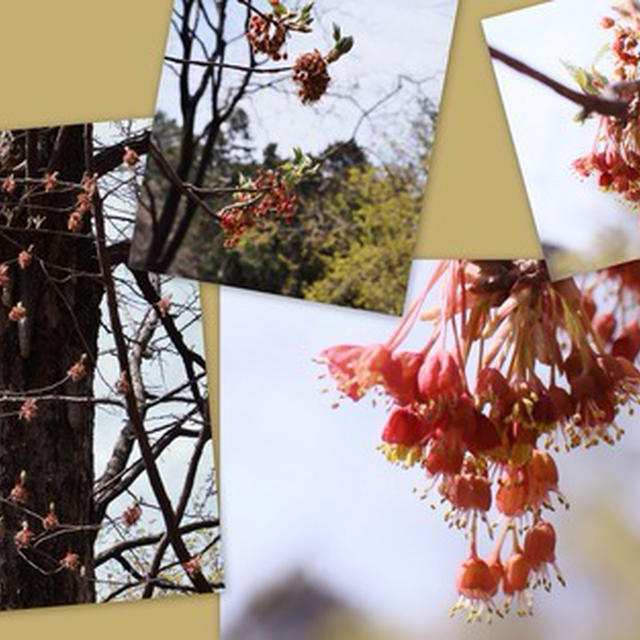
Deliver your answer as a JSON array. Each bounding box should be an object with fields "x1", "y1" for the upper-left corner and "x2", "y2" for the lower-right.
[
  {"x1": 220, "y1": 148, "x2": 317, "y2": 247},
  {"x1": 292, "y1": 49, "x2": 330, "y2": 104},
  {"x1": 570, "y1": 3, "x2": 640, "y2": 205},
  {"x1": 319, "y1": 259, "x2": 640, "y2": 621},
  {"x1": 243, "y1": 1, "x2": 353, "y2": 104},
  {"x1": 219, "y1": 167, "x2": 297, "y2": 247},
  {"x1": 245, "y1": 1, "x2": 313, "y2": 61}
]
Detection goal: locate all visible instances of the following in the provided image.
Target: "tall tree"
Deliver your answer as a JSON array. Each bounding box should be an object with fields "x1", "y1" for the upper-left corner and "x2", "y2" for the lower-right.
[{"x1": 0, "y1": 122, "x2": 220, "y2": 609}]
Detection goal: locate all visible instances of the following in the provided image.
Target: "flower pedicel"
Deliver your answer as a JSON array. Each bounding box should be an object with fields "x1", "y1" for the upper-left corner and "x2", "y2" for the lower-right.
[{"x1": 319, "y1": 259, "x2": 640, "y2": 621}]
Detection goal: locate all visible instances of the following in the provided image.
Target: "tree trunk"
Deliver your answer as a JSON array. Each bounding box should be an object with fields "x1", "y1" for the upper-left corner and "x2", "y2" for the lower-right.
[{"x1": 0, "y1": 126, "x2": 103, "y2": 609}]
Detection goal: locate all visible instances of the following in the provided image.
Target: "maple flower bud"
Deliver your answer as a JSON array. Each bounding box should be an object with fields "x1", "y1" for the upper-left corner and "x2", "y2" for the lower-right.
[
  {"x1": 527, "y1": 450, "x2": 559, "y2": 508},
  {"x1": 18, "y1": 398, "x2": 38, "y2": 422},
  {"x1": 8, "y1": 302, "x2": 26, "y2": 322},
  {"x1": 0, "y1": 263, "x2": 9, "y2": 288},
  {"x1": 292, "y1": 49, "x2": 330, "y2": 104},
  {"x1": 116, "y1": 371, "x2": 130, "y2": 394},
  {"x1": 17, "y1": 250, "x2": 32, "y2": 270},
  {"x1": 122, "y1": 146, "x2": 139, "y2": 168},
  {"x1": 2, "y1": 174, "x2": 16, "y2": 194},
  {"x1": 450, "y1": 554, "x2": 500, "y2": 621},
  {"x1": 9, "y1": 470, "x2": 28, "y2": 503},
  {"x1": 156, "y1": 294, "x2": 172, "y2": 318},
  {"x1": 382, "y1": 350, "x2": 423, "y2": 405},
  {"x1": 67, "y1": 355, "x2": 88, "y2": 382},
  {"x1": 67, "y1": 210, "x2": 84, "y2": 232},
  {"x1": 43, "y1": 503, "x2": 60, "y2": 531},
  {"x1": 60, "y1": 551, "x2": 80, "y2": 571},
  {"x1": 496, "y1": 469, "x2": 528, "y2": 517},
  {"x1": 122, "y1": 503, "x2": 142, "y2": 527},
  {"x1": 424, "y1": 431, "x2": 465, "y2": 477},
  {"x1": 43, "y1": 171, "x2": 58, "y2": 193},
  {"x1": 14, "y1": 521, "x2": 34, "y2": 548},
  {"x1": 183, "y1": 555, "x2": 201, "y2": 577},
  {"x1": 523, "y1": 519, "x2": 556, "y2": 568}
]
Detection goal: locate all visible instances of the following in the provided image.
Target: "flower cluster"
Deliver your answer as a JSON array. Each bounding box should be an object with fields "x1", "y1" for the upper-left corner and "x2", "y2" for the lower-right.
[
  {"x1": 246, "y1": 1, "x2": 314, "y2": 61},
  {"x1": 292, "y1": 49, "x2": 330, "y2": 104},
  {"x1": 319, "y1": 259, "x2": 640, "y2": 620},
  {"x1": 247, "y1": 13, "x2": 287, "y2": 60},
  {"x1": 571, "y1": 5, "x2": 640, "y2": 206},
  {"x1": 243, "y1": 2, "x2": 352, "y2": 105},
  {"x1": 219, "y1": 168, "x2": 298, "y2": 247}
]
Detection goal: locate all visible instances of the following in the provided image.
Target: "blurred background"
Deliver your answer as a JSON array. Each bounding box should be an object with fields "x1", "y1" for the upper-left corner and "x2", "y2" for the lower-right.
[
  {"x1": 484, "y1": 0, "x2": 640, "y2": 279},
  {"x1": 219, "y1": 259, "x2": 640, "y2": 639}
]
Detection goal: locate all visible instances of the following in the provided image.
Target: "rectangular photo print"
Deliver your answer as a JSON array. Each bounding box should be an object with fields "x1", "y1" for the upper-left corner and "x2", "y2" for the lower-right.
[
  {"x1": 484, "y1": 0, "x2": 640, "y2": 280},
  {"x1": 128, "y1": 0, "x2": 457, "y2": 316},
  {"x1": 0, "y1": 121, "x2": 223, "y2": 610},
  {"x1": 219, "y1": 257, "x2": 640, "y2": 638}
]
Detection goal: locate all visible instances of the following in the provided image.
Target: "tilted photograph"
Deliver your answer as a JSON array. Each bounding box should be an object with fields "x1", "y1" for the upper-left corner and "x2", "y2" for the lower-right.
[
  {"x1": 0, "y1": 120, "x2": 222, "y2": 610},
  {"x1": 220, "y1": 257, "x2": 640, "y2": 638},
  {"x1": 484, "y1": 0, "x2": 640, "y2": 278},
  {"x1": 128, "y1": 0, "x2": 456, "y2": 315}
]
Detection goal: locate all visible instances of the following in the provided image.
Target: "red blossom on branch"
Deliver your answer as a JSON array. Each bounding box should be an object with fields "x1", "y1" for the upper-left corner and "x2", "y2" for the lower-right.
[{"x1": 319, "y1": 259, "x2": 640, "y2": 620}]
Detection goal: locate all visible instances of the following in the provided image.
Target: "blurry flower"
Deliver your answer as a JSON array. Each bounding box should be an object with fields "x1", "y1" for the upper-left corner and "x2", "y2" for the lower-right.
[
  {"x1": 43, "y1": 503, "x2": 60, "y2": 531},
  {"x1": 292, "y1": 49, "x2": 330, "y2": 103},
  {"x1": 8, "y1": 302, "x2": 26, "y2": 322},
  {"x1": 182, "y1": 555, "x2": 201, "y2": 577},
  {"x1": 116, "y1": 371, "x2": 130, "y2": 394},
  {"x1": 122, "y1": 146, "x2": 139, "y2": 167},
  {"x1": 156, "y1": 294, "x2": 172, "y2": 318},
  {"x1": 9, "y1": 470, "x2": 28, "y2": 503},
  {"x1": 2, "y1": 174, "x2": 16, "y2": 194},
  {"x1": 14, "y1": 521, "x2": 33, "y2": 548},
  {"x1": 121, "y1": 503, "x2": 141, "y2": 527},
  {"x1": 0, "y1": 263, "x2": 9, "y2": 288},
  {"x1": 17, "y1": 250, "x2": 32, "y2": 270},
  {"x1": 60, "y1": 551, "x2": 80, "y2": 571},
  {"x1": 67, "y1": 355, "x2": 87, "y2": 382},
  {"x1": 43, "y1": 171, "x2": 58, "y2": 192},
  {"x1": 67, "y1": 210, "x2": 84, "y2": 232},
  {"x1": 18, "y1": 398, "x2": 38, "y2": 423}
]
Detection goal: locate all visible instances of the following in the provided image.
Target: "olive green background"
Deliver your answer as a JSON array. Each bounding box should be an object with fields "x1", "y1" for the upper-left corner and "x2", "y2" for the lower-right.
[{"x1": 0, "y1": 0, "x2": 542, "y2": 636}]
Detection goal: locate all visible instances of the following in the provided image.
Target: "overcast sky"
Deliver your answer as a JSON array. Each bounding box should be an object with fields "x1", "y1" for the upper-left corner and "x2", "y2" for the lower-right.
[
  {"x1": 483, "y1": 0, "x2": 640, "y2": 278},
  {"x1": 155, "y1": 0, "x2": 456, "y2": 159}
]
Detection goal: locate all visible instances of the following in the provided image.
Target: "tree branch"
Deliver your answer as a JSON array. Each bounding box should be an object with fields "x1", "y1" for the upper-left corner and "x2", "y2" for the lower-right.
[{"x1": 488, "y1": 46, "x2": 629, "y2": 119}]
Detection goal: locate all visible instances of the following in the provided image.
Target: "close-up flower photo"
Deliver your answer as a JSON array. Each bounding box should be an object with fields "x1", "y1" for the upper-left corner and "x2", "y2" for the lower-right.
[
  {"x1": 218, "y1": 257, "x2": 640, "y2": 639},
  {"x1": 485, "y1": 0, "x2": 640, "y2": 279}
]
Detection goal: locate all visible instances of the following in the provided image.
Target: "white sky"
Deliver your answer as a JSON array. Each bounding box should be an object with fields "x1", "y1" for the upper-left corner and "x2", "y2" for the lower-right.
[
  {"x1": 155, "y1": 0, "x2": 456, "y2": 159},
  {"x1": 218, "y1": 259, "x2": 640, "y2": 637},
  {"x1": 483, "y1": 0, "x2": 640, "y2": 279}
]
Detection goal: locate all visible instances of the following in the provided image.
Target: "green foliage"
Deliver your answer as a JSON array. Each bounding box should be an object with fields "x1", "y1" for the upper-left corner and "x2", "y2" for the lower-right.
[
  {"x1": 301, "y1": 165, "x2": 422, "y2": 314},
  {"x1": 143, "y1": 99, "x2": 435, "y2": 315}
]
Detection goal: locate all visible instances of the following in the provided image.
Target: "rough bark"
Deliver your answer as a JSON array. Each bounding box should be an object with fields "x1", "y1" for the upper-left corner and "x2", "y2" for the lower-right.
[{"x1": 0, "y1": 126, "x2": 103, "y2": 608}]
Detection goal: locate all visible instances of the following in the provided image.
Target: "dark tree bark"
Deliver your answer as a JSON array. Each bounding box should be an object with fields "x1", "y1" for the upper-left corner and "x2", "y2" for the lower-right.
[{"x1": 0, "y1": 126, "x2": 103, "y2": 608}]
